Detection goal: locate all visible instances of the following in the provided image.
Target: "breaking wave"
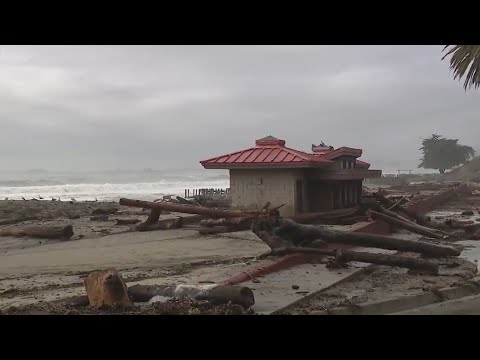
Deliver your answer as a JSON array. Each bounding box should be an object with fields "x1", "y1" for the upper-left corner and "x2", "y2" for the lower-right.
[{"x1": 0, "y1": 171, "x2": 230, "y2": 201}]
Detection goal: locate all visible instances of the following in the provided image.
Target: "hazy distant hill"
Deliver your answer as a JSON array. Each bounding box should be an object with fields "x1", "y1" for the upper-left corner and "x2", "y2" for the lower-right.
[{"x1": 445, "y1": 157, "x2": 480, "y2": 181}]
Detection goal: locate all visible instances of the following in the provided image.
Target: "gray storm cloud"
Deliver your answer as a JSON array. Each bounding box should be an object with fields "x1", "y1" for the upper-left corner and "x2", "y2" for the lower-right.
[{"x1": 0, "y1": 45, "x2": 478, "y2": 172}]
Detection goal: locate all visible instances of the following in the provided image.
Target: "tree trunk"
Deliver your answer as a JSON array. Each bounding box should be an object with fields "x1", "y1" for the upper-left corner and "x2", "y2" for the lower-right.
[
  {"x1": 271, "y1": 219, "x2": 460, "y2": 257},
  {"x1": 368, "y1": 209, "x2": 446, "y2": 239},
  {"x1": 128, "y1": 284, "x2": 255, "y2": 308},
  {"x1": 0, "y1": 216, "x2": 38, "y2": 226},
  {"x1": 200, "y1": 217, "x2": 252, "y2": 228},
  {"x1": 84, "y1": 269, "x2": 132, "y2": 307},
  {"x1": 0, "y1": 225, "x2": 74, "y2": 239},
  {"x1": 265, "y1": 247, "x2": 438, "y2": 274},
  {"x1": 145, "y1": 208, "x2": 161, "y2": 224},
  {"x1": 119, "y1": 198, "x2": 270, "y2": 218}
]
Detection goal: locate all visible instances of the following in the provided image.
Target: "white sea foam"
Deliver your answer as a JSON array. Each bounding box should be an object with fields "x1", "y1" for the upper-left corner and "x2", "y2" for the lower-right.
[{"x1": 0, "y1": 170, "x2": 229, "y2": 201}]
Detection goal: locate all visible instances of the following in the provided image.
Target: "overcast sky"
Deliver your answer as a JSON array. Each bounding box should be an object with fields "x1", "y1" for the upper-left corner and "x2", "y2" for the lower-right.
[{"x1": 0, "y1": 45, "x2": 478, "y2": 173}]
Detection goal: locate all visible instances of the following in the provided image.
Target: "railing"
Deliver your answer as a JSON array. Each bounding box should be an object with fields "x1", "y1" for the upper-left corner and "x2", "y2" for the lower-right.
[{"x1": 184, "y1": 188, "x2": 231, "y2": 198}]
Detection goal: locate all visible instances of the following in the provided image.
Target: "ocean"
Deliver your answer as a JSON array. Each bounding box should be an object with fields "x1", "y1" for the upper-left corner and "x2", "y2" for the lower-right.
[{"x1": 0, "y1": 169, "x2": 230, "y2": 202}]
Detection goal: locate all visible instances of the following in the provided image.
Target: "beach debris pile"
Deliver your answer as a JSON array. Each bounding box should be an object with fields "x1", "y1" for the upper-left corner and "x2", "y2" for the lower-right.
[
  {"x1": 3, "y1": 267, "x2": 256, "y2": 315},
  {"x1": 118, "y1": 184, "x2": 471, "y2": 277}
]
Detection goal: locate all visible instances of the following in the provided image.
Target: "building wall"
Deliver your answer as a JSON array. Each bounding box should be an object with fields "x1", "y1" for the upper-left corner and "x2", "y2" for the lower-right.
[{"x1": 229, "y1": 169, "x2": 305, "y2": 217}]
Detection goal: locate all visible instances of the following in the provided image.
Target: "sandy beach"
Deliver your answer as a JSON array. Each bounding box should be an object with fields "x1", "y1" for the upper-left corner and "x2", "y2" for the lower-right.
[{"x1": 0, "y1": 200, "x2": 271, "y2": 311}]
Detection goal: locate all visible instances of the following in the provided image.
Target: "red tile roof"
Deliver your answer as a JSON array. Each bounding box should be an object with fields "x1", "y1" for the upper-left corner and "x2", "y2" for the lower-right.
[{"x1": 200, "y1": 136, "x2": 369, "y2": 169}]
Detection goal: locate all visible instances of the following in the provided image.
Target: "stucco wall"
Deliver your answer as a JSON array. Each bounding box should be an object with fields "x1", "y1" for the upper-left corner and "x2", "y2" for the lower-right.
[{"x1": 229, "y1": 169, "x2": 304, "y2": 217}]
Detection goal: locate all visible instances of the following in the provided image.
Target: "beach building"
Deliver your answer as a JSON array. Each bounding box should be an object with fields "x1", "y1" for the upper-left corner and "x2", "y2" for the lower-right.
[{"x1": 200, "y1": 136, "x2": 381, "y2": 217}]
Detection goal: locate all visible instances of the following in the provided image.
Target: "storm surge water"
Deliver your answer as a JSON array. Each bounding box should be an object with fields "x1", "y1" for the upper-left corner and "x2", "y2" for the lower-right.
[{"x1": 0, "y1": 169, "x2": 230, "y2": 201}]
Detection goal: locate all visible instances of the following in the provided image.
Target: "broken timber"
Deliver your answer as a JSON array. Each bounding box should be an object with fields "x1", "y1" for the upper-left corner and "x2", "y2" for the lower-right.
[
  {"x1": 264, "y1": 247, "x2": 439, "y2": 274},
  {"x1": 128, "y1": 284, "x2": 255, "y2": 308},
  {"x1": 119, "y1": 198, "x2": 277, "y2": 218},
  {"x1": 368, "y1": 209, "x2": 446, "y2": 239},
  {"x1": 0, "y1": 216, "x2": 38, "y2": 226},
  {"x1": 0, "y1": 224, "x2": 74, "y2": 239},
  {"x1": 269, "y1": 218, "x2": 460, "y2": 257}
]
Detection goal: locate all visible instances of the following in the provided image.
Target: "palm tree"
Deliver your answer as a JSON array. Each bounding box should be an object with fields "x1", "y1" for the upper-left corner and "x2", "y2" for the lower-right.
[{"x1": 443, "y1": 45, "x2": 480, "y2": 90}]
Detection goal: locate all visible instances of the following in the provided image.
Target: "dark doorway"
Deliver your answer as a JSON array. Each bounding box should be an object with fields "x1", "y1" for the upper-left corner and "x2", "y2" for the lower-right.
[{"x1": 296, "y1": 180, "x2": 304, "y2": 213}]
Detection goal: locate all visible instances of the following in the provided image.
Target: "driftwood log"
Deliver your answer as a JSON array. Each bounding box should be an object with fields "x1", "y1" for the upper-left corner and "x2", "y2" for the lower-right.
[
  {"x1": 128, "y1": 284, "x2": 255, "y2": 308},
  {"x1": 119, "y1": 198, "x2": 277, "y2": 219},
  {"x1": 269, "y1": 219, "x2": 460, "y2": 257},
  {"x1": 198, "y1": 217, "x2": 253, "y2": 235},
  {"x1": 0, "y1": 216, "x2": 38, "y2": 226},
  {"x1": 290, "y1": 207, "x2": 358, "y2": 224},
  {"x1": 368, "y1": 209, "x2": 446, "y2": 239},
  {"x1": 200, "y1": 217, "x2": 252, "y2": 228},
  {"x1": 264, "y1": 247, "x2": 439, "y2": 274},
  {"x1": 83, "y1": 269, "x2": 132, "y2": 307},
  {"x1": 145, "y1": 208, "x2": 161, "y2": 224},
  {"x1": 0, "y1": 224, "x2": 74, "y2": 239},
  {"x1": 379, "y1": 206, "x2": 446, "y2": 236}
]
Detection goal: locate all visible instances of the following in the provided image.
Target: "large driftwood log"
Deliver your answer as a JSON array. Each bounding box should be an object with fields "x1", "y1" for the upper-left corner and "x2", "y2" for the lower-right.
[
  {"x1": 271, "y1": 219, "x2": 460, "y2": 257},
  {"x1": 200, "y1": 217, "x2": 252, "y2": 228},
  {"x1": 145, "y1": 208, "x2": 161, "y2": 224},
  {"x1": 368, "y1": 210, "x2": 445, "y2": 239},
  {"x1": 84, "y1": 269, "x2": 132, "y2": 307},
  {"x1": 290, "y1": 207, "x2": 358, "y2": 224},
  {"x1": 198, "y1": 217, "x2": 253, "y2": 235},
  {"x1": 128, "y1": 284, "x2": 255, "y2": 308},
  {"x1": 0, "y1": 224, "x2": 74, "y2": 239},
  {"x1": 265, "y1": 247, "x2": 439, "y2": 274},
  {"x1": 136, "y1": 212, "x2": 204, "y2": 232},
  {"x1": 378, "y1": 205, "x2": 417, "y2": 223},
  {"x1": 119, "y1": 198, "x2": 275, "y2": 218},
  {"x1": 379, "y1": 206, "x2": 446, "y2": 236},
  {"x1": 0, "y1": 216, "x2": 38, "y2": 226}
]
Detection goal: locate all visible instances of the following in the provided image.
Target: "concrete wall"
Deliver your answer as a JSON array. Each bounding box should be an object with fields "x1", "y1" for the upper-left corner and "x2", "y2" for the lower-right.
[{"x1": 229, "y1": 169, "x2": 304, "y2": 217}]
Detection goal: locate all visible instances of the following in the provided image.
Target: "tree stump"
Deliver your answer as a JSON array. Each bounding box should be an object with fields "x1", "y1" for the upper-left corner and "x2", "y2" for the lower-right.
[{"x1": 84, "y1": 269, "x2": 132, "y2": 307}]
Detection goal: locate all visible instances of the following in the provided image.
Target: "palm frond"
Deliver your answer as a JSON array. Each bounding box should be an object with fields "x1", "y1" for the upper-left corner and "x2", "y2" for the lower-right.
[{"x1": 442, "y1": 45, "x2": 480, "y2": 90}]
